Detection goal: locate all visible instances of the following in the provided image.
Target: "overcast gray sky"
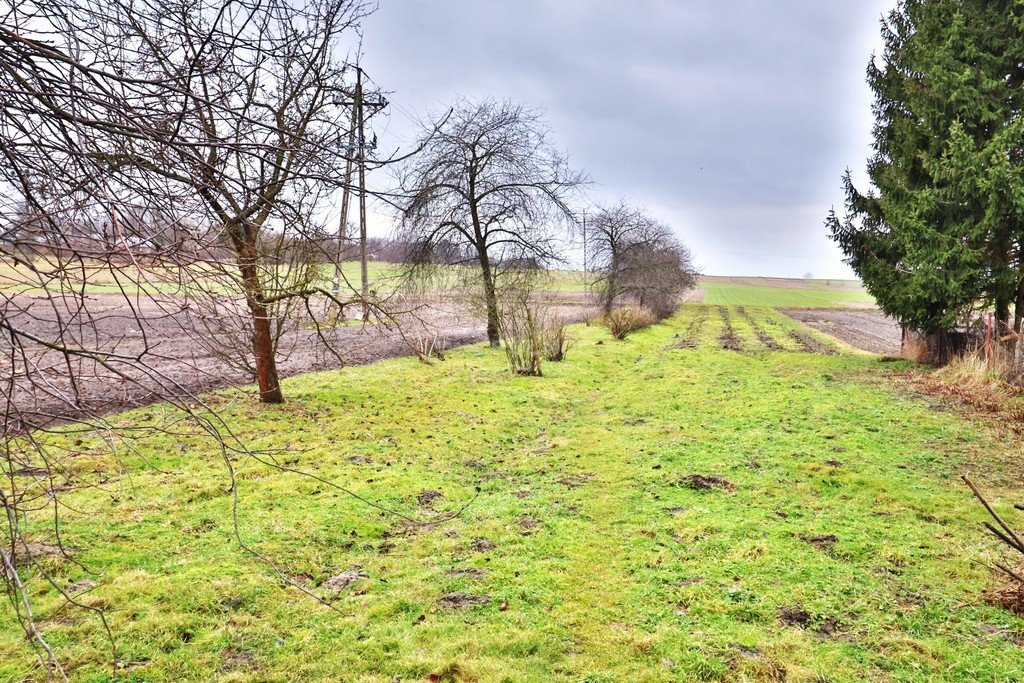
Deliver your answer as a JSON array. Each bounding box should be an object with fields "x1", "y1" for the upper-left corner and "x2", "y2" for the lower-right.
[{"x1": 359, "y1": 0, "x2": 894, "y2": 278}]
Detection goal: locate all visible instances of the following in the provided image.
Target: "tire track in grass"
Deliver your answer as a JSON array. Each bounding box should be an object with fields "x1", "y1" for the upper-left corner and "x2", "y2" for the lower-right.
[
  {"x1": 788, "y1": 327, "x2": 839, "y2": 355},
  {"x1": 718, "y1": 306, "x2": 742, "y2": 351},
  {"x1": 673, "y1": 306, "x2": 709, "y2": 349},
  {"x1": 750, "y1": 308, "x2": 805, "y2": 352},
  {"x1": 736, "y1": 306, "x2": 782, "y2": 351}
]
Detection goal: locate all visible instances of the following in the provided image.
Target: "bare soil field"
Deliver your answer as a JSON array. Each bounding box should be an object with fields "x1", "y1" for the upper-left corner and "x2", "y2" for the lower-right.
[
  {"x1": 782, "y1": 308, "x2": 902, "y2": 355},
  {"x1": 701, "y1": 275, "x2": 865, "y2": 290},
  {"x1": 1, "y1": 291, "x2": 599, "y2": 427}
]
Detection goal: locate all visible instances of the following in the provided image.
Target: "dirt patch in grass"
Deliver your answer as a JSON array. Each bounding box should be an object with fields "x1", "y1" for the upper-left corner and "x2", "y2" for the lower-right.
[
  {"x1": 815, "y1": 616, "x2": 843, "y2": 638},
  {"x1": 323, "y1": 568, "x2": 369, "y2": 592},
  {"x1": 221, "y1": 648, "x2": 256, "y2": 671},
  {"x1": 681, "y1": 474, "x2": 734, "y2": 491},
  {"x1": 12, "y1": 541, "x2": 63, "y2": 566},
  {"x1": 10, "y1": 466, "x2": 48, "y2": 478},
  {"x1": 470, "y1": 538, "x2": 495, "y2": 552},
  {"x1": 778, "y1": 604, "x2": 812, "y2": 627},
  {"x1": 557, "y1": 473, "x2": 593, "y2": 489},
  {"x1": 801, "y1": 534, "x2": 838, "y2": 552},
  {"x1": 447, "y1": 568, "x2": 489, "y2": 579},
  {"x1": 736, "y1": 307, "x2": 783, "y2": 351},
  {"x1": 718, "y1": 307, "x2": 742, "y2": 352},
  {"x1": 417, "y1": 489, "x2": 444, "y2": 506},
  {"x1": 437, "y1": 592, "x2": 491, "y2": 609},
  {"x1": 519, "y1": 516, "x2": 539, "y2": 532},
  {"x1": 66, "y1": 579, "x2": 99, "y2": 595}
]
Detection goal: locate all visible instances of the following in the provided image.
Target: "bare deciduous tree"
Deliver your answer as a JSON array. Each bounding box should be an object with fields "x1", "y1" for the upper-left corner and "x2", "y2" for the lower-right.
[
  {"x1": 0, "y1": 0, "x2": 437, "y2": 673},
  {"x1": 587, "y1": 201, "x2": 698, "y2": 319},
  {"x1": 396, "y1": 99, "x2": 586, "y2": 347},
  {"x1": 81, "y1": 0, "x2": 374, "y2": 403}
]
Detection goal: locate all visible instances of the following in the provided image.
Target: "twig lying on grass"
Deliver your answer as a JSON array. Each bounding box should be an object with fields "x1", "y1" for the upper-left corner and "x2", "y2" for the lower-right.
[
  {"x1": 963, "y1": 475, "x2": 1024, "y2": 584},
  {"x1": 1, "y1": 547, "x2": 68, "y2": 682}
]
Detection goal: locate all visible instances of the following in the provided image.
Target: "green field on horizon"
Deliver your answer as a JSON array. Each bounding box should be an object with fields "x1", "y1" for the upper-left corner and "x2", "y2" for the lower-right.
[{"x1": 700, "y1": 277, "x2": 875, "y2": 308}]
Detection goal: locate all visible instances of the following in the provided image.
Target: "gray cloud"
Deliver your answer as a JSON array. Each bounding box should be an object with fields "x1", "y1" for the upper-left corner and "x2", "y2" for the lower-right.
[{"x1": 360, "y1": 0, "x2": 894, "y2": 277}]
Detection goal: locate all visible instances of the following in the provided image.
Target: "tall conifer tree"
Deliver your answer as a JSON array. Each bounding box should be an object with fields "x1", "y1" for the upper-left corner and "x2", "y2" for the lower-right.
[{"x1": 829, "y1": 0, "x2": 1024, "y2": 341}]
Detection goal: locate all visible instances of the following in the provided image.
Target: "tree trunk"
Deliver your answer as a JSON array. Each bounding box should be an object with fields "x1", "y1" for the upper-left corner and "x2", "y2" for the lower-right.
[
  {"x1": 238, "y1": 251, "x2": 284, "y2": 404},
  {"x1": 603, "y1": 245, "x2": 618, "y2": 315},
  {"x1": 603, "y1": 274, "x2": 616, "y2": 316},
  {"x1": 997, "y1": 294, "x2": 1011, "y2": 336},
  {"x1": 1015, "y1": 275, "x2": 1024, "y2": 333},
  {"x1": 249, "y1": 300, "x2": 284, "y2": 403},
  {"x1": 926, "y1": 329, "x2": 952, "y2": 365},
  {"x1": 478, "y1": 249, "x2": 500, "y2": 348},
  {"x1": 995, "y1": 234, "x2": 1012, "y2": 334}
]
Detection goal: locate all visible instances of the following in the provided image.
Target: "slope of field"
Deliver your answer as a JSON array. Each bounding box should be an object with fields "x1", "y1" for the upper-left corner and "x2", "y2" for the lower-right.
[
  {"x1": 2, "y1": 306, "x2": 1021, "y2": 681},
  {"x1": 701, "y1": 276, "x2": 876, "y2": 308}
]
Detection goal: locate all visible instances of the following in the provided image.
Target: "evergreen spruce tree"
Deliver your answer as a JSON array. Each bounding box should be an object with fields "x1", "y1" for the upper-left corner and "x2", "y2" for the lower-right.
[{"x1": 829, "y1": 0, "x2": 1024, "y2": 353}]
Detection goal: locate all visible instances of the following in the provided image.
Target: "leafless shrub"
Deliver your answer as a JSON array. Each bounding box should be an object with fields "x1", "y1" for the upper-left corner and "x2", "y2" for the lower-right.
[
  {"x1": 412, "y1": 332, "x2": 447, "y2": 364},
  {"x1": 604, "y1": 305, "x2": 657, "y2": 340},
  {"x1": 541, "y1": 315, "x2": 574, "y2": 362},
  {"x1": 499, "y1": 293, "x2": 543, "y2": 376}
]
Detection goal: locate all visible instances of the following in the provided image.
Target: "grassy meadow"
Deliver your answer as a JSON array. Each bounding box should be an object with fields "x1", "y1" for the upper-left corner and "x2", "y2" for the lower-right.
[
  {"x1": 3, "y1": 304, "x2": 1022, "y2": 682},
  {"x1": 700, "y1": 277, "x2": 875, "y2": 308}
]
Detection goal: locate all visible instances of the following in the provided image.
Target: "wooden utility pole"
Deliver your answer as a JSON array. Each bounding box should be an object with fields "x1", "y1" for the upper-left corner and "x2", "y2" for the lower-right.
[
  {"x1": 581, "y1": 208, "x2": 588, "y2": 295},
  {"x1": 355, "y1": 66, "x2": 370, "y2": 322},
  {"x1": 332, "y1": 64, "x2": 384, "y2": 319},
  {"x1": 332, "y1": 98, "x2": 357, "y2": 295}
]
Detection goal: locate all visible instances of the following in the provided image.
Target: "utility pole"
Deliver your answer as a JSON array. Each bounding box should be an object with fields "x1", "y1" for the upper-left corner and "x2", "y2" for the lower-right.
[
  {"x1": 332, "y1": 98, "x2": 357, "y2": 295},
  {"x1": 332, "y1": 64, "x2": 385, "y2": 319},
  {"x1": 355, "y1": 66, "x2": 370, "y2": 322},
  {"x1": 581, "y1": 208, "x2": 588, "y2": 295}
]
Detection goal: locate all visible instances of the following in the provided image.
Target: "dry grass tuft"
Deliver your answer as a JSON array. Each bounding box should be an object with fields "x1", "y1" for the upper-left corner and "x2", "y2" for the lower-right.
[{"x1": 901, "y1": 348, "x2": 1024, "y2": 430}]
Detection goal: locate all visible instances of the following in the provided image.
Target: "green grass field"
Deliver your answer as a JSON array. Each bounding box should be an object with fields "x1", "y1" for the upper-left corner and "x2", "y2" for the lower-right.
[
  {"x1": 701, "y1": 277, "x2": 875, "y2": 308},
  {"x1": 3, "y1": 305, "x2": 1021, "y2": 682}
]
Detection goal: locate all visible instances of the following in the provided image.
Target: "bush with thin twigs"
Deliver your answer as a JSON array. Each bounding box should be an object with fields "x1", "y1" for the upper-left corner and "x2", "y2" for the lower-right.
[
  {"x1": 541, "y1": 315, "x2": 574, "y2": 362},
  {"x1": 604, "y1": 305, "x2": 656, "y2": 340},
  {"x1": 412, "y1": 332, "x2": 446, "y2": 364},
  {"x1": 499, "y1": 295, "x2": 543, "y2": 376}
]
